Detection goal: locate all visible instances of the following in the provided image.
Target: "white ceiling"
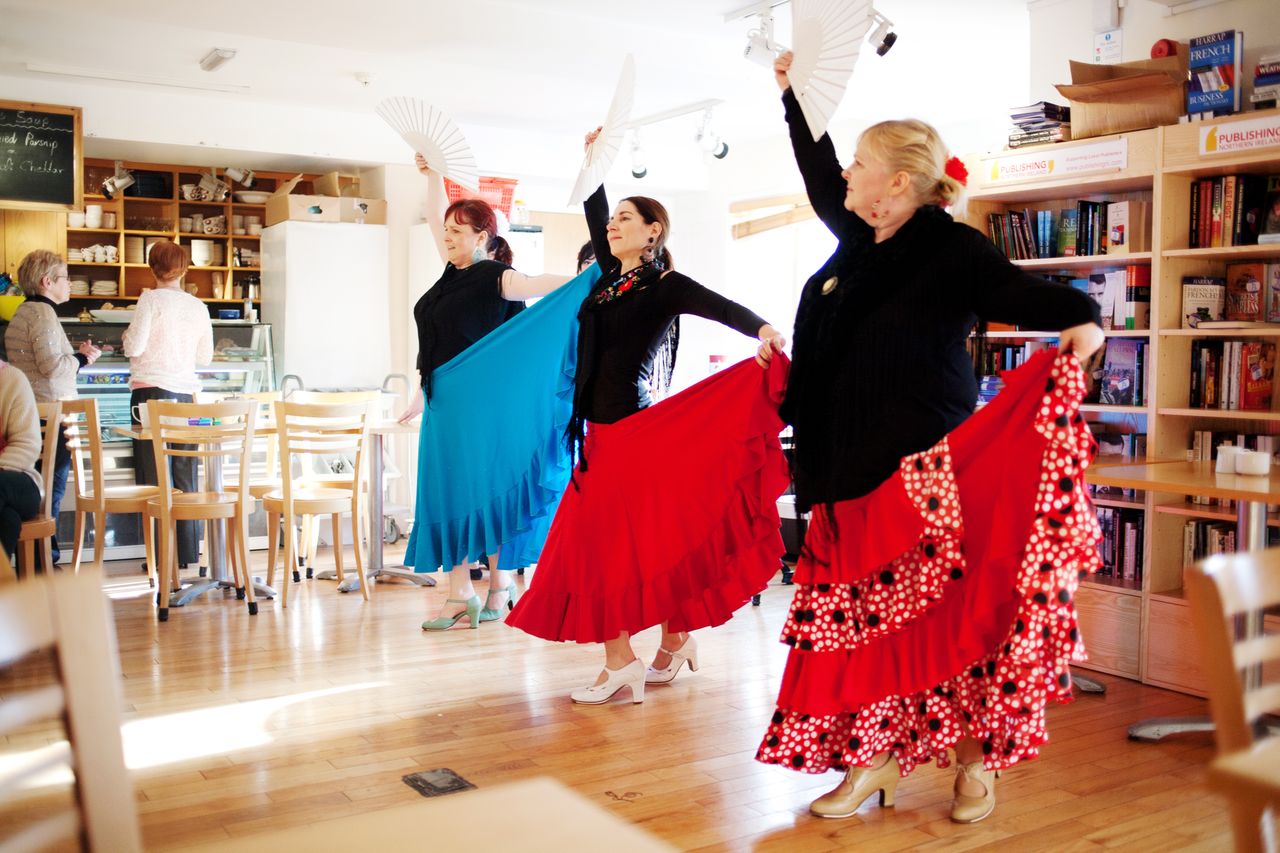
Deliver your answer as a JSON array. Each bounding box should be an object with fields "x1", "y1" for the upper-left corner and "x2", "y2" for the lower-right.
[{"x1": 1, "y1": 0, "x2": 1033, "y2": 194}]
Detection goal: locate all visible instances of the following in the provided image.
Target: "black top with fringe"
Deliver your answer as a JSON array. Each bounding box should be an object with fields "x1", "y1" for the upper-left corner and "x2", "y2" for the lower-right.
[{"x1": 780, "y1": 87, "x2": 1100, "y2": 511}]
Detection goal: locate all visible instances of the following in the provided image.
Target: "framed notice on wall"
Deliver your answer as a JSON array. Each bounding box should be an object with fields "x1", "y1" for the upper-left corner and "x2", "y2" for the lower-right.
[{"x1": 0, "y1": 100, "x2": 83, "y2": 211}]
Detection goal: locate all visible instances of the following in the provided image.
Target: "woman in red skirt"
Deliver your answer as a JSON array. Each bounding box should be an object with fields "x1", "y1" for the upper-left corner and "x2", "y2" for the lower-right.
[
  {"x1": 507, "y1": 131, "x2": 791, "y2": 704},
  {"x1": 754, "y1": 54, "x2": 1105, "y2": 823}
]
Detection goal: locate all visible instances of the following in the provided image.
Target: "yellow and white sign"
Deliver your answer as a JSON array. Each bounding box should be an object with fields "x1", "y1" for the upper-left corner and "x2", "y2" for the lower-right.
[
  {"x1": 984, "y1": 138, "x2": 1128, "y2": 185},
  {"x1": 1199, "y1": 114, "x2": 1280, "y2": 156}
]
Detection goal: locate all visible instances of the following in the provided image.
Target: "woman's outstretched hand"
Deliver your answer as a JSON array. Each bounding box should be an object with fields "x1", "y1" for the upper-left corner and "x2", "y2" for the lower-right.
[
  {"x1": 1058, "y1": 323, "x2": 1105, "y2": 361},
  {"x1": 584, "y1": 126, "x2": 602, "y2": 152},
  {"x1": 414, "y1": 152, "x2": 430, "y2": 176},
  {"x1": 756, "y1": 324, "x2": 788, "y2": 367},
  {"x1": 774, "y1": 51, "x2": 794, "y2": 92}
]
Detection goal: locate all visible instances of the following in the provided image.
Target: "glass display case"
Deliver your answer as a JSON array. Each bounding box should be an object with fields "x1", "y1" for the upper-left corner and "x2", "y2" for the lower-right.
[{"x1": 0, "y1": 319, "x2": 275, "y2": 561}]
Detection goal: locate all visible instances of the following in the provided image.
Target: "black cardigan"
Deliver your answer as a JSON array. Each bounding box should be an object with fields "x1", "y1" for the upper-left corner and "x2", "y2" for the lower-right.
[
  {"x1": 413, "y1": 259, "x2": 523, "y2": 396},
  {"x1": 780, "y1": 88, "x2": 1100, "y2": 510}
]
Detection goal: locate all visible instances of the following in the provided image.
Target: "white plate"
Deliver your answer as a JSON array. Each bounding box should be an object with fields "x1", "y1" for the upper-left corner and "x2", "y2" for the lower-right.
[
  {"x1": 89, "y1": 310, "x2": 136, "y2": 323},
  {"x1": 234, "y1": 191, "x2": 271, "y2": 204}
]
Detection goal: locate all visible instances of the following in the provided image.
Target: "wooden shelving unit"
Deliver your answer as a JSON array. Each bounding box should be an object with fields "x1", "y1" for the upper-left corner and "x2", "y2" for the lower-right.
[
  {"x1": 61, "y1": 160, "x2": 321, "y2": 311},
  {"x1": 961, "y1": 110, "x2": 1280, "y2": 696}
]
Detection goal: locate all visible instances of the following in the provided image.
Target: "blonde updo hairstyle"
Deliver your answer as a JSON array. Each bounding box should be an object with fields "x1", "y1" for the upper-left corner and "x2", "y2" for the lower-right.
[{"x1": 857, "y1": 119, "x2": 966, "y2": 215}]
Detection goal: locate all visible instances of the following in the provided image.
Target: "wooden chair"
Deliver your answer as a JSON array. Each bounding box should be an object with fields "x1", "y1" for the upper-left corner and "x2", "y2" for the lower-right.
[
  {"x1": 15, "y1": 401, "x2": 62, "y2": 579},
  {"x1": 62, "y1": 398, "x2": 163, "y2": 582},
  {"x1": 143, "y1": 400, "x2": 256, "y2": 622},
  {"x1": 262, "y1": 400, "x2": 372, "y2": 607},
  {"x1": 0, "y1": 569, "x2": 143, "y2": 851},
  {"x1": 1186, "y1": 550, "x2": 1280, "y2": 853},
  {"x1": 284, "y1": 390, "x2": 380, "y2": 582}
]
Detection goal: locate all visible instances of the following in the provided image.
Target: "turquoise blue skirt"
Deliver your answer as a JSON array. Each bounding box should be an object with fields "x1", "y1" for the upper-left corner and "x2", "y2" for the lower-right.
[{"x1": 404, "y1": 266, "x2": 599, "y2": 573}]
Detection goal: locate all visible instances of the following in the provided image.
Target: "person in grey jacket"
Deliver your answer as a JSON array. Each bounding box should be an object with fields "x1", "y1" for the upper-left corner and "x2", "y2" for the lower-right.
[{"x1": 4, "y1": 250, "x2": 100, "y2": 563}]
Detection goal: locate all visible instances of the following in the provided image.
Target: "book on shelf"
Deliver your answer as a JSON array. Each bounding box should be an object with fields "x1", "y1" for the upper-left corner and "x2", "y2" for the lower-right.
[
  {"x1": 1225, "y1": 261, "x2": 1263, "y2": 321},
  {"x1": 1261, "y1": 175, "x2": 1280, "y2": 244},
  {"x1": 1188, "y1": 173, "x2": 1276, "y2": 248},
  {"x1": 1181, "y1": 276, "x2": 1227, "y2": 328},
  {"x1": 1099, "y1": 338, "x2": 1144, "y2": 406},
  {"x1": 1121, "y1": 264, "x2": 1151, "y2": 330},
  {"x1": 1103, "y1": 200, "x2": 1151, "y2": 254},
  {"x1": 1188, "y1": 338, "x2": 1276, "y2": 411},
  {"x1": 1057, "y1": 208, "x2": 1078, "y2": 256},
  {"x1": 1094, "y1": 506, "x2": 1144, "y2": 582},
  {"x1": 1240, "y1": 340, "x2": 1275, "y2": 411},
  {"x1": 1188, "y1": 29, "x2": 1244, "y2": 116}
]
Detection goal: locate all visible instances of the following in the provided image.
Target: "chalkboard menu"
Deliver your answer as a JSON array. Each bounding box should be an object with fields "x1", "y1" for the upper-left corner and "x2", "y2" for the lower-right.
[{"x1": 0, "y1": 100, "x2": 82, "y2": 211}]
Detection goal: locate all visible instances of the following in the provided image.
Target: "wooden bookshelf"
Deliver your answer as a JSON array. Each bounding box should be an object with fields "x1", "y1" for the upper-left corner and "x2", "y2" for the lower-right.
[{"x1": 960, "y1": 110, "x2": 1280, "y2": 693}]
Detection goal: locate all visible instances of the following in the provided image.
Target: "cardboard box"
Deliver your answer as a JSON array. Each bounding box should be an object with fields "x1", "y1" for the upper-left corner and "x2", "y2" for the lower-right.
[
  {"x1": 338, "y1": 197, "x2": 387, "y2": 224},
  {"x1": 264, "y1": 193, "x2": 340, "y2": 226},
  {"x1": 1055, "y1": 55, "x2": 1188, "y2": 139}
]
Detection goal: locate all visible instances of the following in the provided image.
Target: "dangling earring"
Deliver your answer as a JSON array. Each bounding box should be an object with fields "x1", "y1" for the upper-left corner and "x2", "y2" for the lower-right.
[
  {"x1": 870, "y1": 199, "x2": 882, "y2": 220},
  {"x1": 471, "y1": 243, "x2": 486, "y2": 264},
  {"x1": 641, "y1": 235, "x2": 656, "y2": 263}
]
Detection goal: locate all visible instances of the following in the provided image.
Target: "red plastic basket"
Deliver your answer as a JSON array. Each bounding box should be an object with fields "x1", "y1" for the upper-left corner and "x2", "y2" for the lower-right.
[{"x1": 443, "y1": 176, "x2": 518, "y2": 217}]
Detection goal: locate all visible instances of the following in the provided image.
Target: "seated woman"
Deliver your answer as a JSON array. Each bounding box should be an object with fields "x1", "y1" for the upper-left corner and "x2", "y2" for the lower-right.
[{"x1": 0, "y1": 361, "x2": 43, "y2": 569}]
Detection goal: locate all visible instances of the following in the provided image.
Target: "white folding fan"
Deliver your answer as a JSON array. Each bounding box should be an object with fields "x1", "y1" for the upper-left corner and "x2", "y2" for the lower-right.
[
  {"x1": 376, "y1": 97, "x2": 480, "y2": 191},
  {"x1": 788, "y1": 0, "x2": 875, "y2": 142},
  {"x1": 568, "y1": 54, "x2": 636, "y2": 206}
]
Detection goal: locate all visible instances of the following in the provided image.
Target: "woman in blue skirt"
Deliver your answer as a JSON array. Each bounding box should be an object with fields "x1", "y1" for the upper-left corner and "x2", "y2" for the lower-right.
[{"x1": 401, "y1": 155, "x2": 589, "y2": 630}]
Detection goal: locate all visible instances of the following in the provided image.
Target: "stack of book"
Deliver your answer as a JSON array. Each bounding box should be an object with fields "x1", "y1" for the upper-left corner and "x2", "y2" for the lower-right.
[
  {"x1": 986, "y1": 200, "x2": 1150, "y2": 260},
  {"x1": 1251, "y1": 52, "x2": 1280, "y2": 110},
  {"x1": 1186, "y1": 174, "x2": 1278, "y2": 247},
  {"x1": 1007, "y1": 100, "x2": 1071, "y2": 148},
  {"x1": 1187, "y1": 338, "x2": 1276, "y2": 411},
  {"x1": 1095, "y1": 507, "x2": 1144, "y2": 583}
]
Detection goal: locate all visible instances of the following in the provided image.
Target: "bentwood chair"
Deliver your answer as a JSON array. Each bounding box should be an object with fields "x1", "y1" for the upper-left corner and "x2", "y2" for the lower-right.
[
  {"x1": 0, "y1": 569, "x2": 143, "y2": 851},
  {"x1": 1186, "y1": 550, "x2": 1280, "y2": 853},
  {"x1": 62, "y1": 398, "x2": 164, "y2": 582},
  {"x1": 143, "y1": 400, "x2": 256, "y2": 622},
  {"x1": 262, "y1": 400, "x2": 372, "y2": 607},
  {"x1": 15, "y1": 401, "x2": 62, "y2": 579}
]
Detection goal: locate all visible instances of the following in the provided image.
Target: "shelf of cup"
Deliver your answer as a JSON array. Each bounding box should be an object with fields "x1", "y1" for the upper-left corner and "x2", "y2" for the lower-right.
[
  {"x1": 231, "y1": 203, "x2": 266, "y2": 209},
  {"x1": 67, "y1": 295, "x2": 135, "y2": 301},
  {"x1": 231, "y1": 234, "x2": 261, "y2": 240},
  {"x1": 178, "y1": 200, "x2": 229, "y2": 209},
  {"x1": 122, "y1": 197, "x2": 175, "y2": 204},
  {"x1": 231, "y1": 267, "x2": 262, "y2": 272},
  {"x1": 67, "y1": 227, "x2": 122, "y2": 234},
  {"x1": 178, "y1": 232, "x2": 232, "y2": 238},
  {"x1": 68, "y1": 262, "x2": 122, "y2": 268},
  {"x1": 122, "y1": 229, "x2": 174, "y2": 236}
]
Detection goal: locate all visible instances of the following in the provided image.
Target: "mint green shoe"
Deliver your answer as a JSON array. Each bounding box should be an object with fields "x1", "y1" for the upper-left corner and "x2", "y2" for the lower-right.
[
  {"x1": 478, "y1": 583, "x2": 519, "y2": 623},
  {"x1": 422, "y1": 595, "x2": 483, "y2": 631}
]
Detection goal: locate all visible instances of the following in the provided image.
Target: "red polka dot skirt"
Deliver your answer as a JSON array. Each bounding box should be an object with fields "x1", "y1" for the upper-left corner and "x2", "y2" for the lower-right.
[{"x1": 756, "y1": 351, "x2": 1101, "y2": 776}]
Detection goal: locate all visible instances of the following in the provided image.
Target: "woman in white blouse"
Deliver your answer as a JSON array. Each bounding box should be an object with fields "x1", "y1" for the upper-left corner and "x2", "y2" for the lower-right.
[{"x1": 123, "y1": 240, "x2": 213, "y2": 568}]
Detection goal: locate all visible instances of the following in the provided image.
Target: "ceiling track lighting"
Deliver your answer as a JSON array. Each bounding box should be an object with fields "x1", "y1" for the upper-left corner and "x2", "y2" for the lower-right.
[
  {"x1": 101, "y1": 161, "x2": 135, "y2": 200},
  {"x1": 695, "y1": 109, "x2": 729, "y2": 160},
  {"x1": 199, "y1": 47, "x2": 237, "y2": 72},
  {"x1": 619, "y1": 98, "x2": 730, "y2": 177},
  {"x1": 629, "y1": 131, "x2": 648, "y2": 180},
  {"x1": 868, "y1": 10, "x2": 897, "y2": 56}
]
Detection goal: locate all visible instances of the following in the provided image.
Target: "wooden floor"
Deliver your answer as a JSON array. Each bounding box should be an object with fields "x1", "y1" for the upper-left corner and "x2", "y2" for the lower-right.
[{"x1": 2, "y1": 545, "x2": 1243, "y2": 851}]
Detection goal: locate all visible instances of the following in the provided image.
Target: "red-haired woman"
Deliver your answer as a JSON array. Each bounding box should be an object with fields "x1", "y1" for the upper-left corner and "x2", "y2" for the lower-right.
[
  {"x1": 123, "y1": 240, "x2": 214, "y2": 568},
  {"x1": 403, "y1": 156, "x2": 574, "y2": 629},
  {"x1": 506, "y1": 130, "x2": 791, "y2": 705}
]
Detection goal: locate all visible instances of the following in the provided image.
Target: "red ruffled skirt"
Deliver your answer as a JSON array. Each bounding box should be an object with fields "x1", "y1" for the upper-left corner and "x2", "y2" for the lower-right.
[
  {"x1": 756, "y1": 351, "x2": 1101, "y2": 775},
  {"x1": 507, "y1": 356, "x2": 791, "y2": 643}
]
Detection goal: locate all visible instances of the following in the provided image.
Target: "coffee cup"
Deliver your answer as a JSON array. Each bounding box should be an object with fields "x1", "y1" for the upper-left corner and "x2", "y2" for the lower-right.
[
  {"x1": 68, "y1": 211, "x2": 86, "y2": 228},
  {"x1": 1235, "y1": 449, "x2": 1271, "y2": 476},
  {"x1": 190, "y1": 214, "x2": 204, "y2": 233},
  {"x1": 102, "y1": 212, "x2": 116, "y2": 229},
  {"x1": 180, "y1": 217, "x2": 193, "y2": 232},
  {"x1": 104, "y1": 246, "x2": 117, "y2": 262},
  {"x1": 131, "y1": 402, "x2": 149, "y2": 426},
  {"x1": 247, "y1": 223, "x2": 262, "y2": 236}
]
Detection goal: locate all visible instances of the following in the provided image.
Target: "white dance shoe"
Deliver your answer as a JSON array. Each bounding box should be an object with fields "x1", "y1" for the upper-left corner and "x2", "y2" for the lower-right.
[
  {"x1": 645, "y1": 634, "x2": 700, "y2": 684},
  {"x1": 570, "y1": 659, "x2": 646, "y2": 705}
]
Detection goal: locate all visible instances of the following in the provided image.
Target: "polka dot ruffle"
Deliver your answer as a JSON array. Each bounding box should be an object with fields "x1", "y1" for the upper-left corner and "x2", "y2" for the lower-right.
[{"x1": 758, "y1": 353, "x2": 1101, "y2": 776}]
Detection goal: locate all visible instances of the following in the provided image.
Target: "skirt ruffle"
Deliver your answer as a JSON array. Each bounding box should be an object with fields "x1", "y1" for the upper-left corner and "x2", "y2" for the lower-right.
[
  {"x1": 507, "y1": 356, "x2": 792, "y2": 643},
  {"x1": 756, "y1": 351, "x2": 1101, "y2": 775},
  {"x1": 404, "y1": 269, "x2": 598, "y2": 573}
]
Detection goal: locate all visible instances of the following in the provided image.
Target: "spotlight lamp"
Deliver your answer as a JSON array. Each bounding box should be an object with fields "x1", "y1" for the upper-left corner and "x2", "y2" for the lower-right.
[
  {"x1": 101, "y1": 160, "x2": 135, "y2": 199},
  {"x1": 224, "y1": 167, "x2": 255, "y2": 187},
  {"x1": 630, "y1": 132, "x2": 648, "y2": 180},
  {"x1": 868, "y1": 9, "x2": 897, "y2": 56},
  {"x1": 743, "y1": 11, "x2": 779, "y2": 68},
  {"x1": 696, "y1": 109, "x2": 730, "y2": 160}
]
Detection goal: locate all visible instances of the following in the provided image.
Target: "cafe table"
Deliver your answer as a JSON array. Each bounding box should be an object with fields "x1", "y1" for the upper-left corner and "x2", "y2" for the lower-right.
[
  {"x1": 1086, "y1": 458, "x2": 1280, "y2": 741},
  {"x1": 110, "y1": 423, "x2": 278, "y2": 604}
]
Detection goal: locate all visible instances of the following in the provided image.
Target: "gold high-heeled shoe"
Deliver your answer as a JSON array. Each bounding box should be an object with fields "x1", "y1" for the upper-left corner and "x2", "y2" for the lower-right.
[
  {"x1": 809, "y1": 754, "x2": 900, "y2": 819},
  {"x1": 950, "y1": 761, "x2": 998, "y2": 823}
]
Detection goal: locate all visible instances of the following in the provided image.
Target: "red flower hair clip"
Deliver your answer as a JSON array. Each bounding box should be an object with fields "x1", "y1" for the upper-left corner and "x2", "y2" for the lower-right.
[{"x1": 944, "y1": 156, "x2": 968, "y2": 187}]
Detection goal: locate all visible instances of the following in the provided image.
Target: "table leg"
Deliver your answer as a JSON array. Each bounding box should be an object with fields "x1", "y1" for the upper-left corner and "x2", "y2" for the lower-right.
[
  {"x1": 324, "y1": 431, "x2": 433, "y2": 592},
  {"x1": 1128, "y1": 498, "x2": 1268, "y2": 742}
]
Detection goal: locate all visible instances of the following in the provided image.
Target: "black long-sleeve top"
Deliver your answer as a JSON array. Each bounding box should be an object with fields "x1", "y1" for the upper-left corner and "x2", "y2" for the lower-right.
[
  {"x1": 413, "y1": 259, "x2": 524, "y2": 394},
  {"x1": 578, "y1": 186, "x2": 767, "y2": 424},
  {"x1": 780, "y1": 88, "x2": 1100, "y2": 510}
]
